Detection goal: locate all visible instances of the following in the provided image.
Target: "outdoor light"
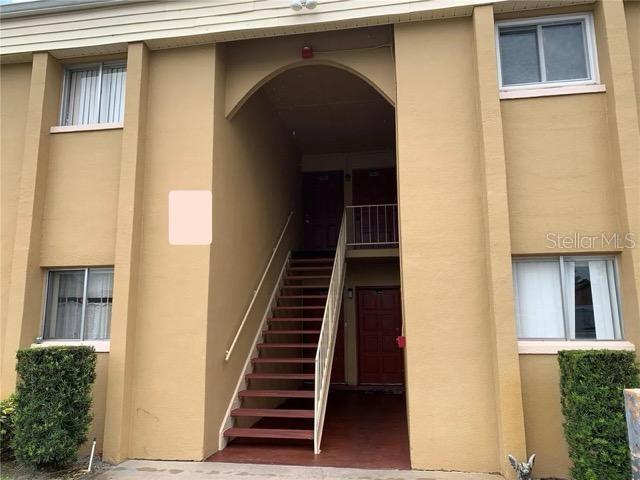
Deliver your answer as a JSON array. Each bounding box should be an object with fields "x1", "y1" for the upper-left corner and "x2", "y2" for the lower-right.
[{"x1": 291, "y1": 0, "x2": 318, "y2": 10}]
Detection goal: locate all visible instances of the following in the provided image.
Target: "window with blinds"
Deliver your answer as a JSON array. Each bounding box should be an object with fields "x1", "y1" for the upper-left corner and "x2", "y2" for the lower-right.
[{"x1": 59, "y1": 61, "x2": 126, "y2": 126}]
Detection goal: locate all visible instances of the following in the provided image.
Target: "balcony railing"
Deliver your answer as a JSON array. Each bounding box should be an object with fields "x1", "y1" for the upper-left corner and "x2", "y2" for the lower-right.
[{"x1": 345, "y1": 204, "x2": 399, "y2": 247}]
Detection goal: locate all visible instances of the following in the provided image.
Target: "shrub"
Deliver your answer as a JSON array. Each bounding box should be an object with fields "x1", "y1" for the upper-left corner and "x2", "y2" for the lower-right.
[
  {"x1": 1, "y1": 394, "x2": 16, "y2": 459},
  {"x1": 12, "y1": 346, "x2": 96, "y2": 468},
  {"x1": 558, "y1": 350, "x2": 639, "y2": 480}
]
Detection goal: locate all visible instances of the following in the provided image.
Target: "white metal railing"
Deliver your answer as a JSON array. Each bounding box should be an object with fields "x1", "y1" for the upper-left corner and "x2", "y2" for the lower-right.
[
  {"x1": 314, "y1": 213, "x2": 347, "y2": 454},
  {"x1": 345, "y1": 204, "x2": 398, "y2": 247},
  {"x1": 225, "y1": 211, "x2": 293, "y2": 361}
]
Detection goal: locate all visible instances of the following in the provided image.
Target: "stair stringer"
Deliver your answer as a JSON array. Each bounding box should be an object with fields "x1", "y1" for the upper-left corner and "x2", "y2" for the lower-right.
[{"x1": 218, "y1": 251, "x2": 292, "y2": 449}]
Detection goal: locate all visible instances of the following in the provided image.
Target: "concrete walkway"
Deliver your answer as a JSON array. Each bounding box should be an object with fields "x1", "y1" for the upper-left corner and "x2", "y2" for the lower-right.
[{"x1": 96, "y1": 460, "x2": 504, "y2": 480}]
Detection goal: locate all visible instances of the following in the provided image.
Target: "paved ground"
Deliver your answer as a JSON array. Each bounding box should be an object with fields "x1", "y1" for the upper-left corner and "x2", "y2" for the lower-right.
[{"x1": 96, "y1": 460, "x2": 504, "y2": 480}]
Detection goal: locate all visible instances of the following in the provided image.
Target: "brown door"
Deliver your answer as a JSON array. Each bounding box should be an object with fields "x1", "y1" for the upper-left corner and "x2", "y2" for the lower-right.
[
  {"x1": 352, "y1": 168, "x2": 397, "y2": 205},
  {"x1": 357, "y1": 287, "x2": 404, "y2": 384},
  {"x1": 303, "y1": 171, "x2": 344, "y2": 250},
  {"x1": 331, "y1": 309, "x2": 346, "y2": 383}
]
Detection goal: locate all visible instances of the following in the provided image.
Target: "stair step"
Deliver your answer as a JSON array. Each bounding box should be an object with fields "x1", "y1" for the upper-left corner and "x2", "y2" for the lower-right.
[
  {"x1": 289, "y1": 258, "x2": 334, "y2": 264},
  {"x1": 263, "y1": 330, "x2": 321, "y2": 334},
  {"x1": 268, "y1": 317, "x2": 323, "y2": 322},
  {"x1": 231, "y1": 408, "x2": 315, "y2": 419},
  {"x1": 288, "y1": 266, "x2": 332, "y2": 271},
  {"x1": 246, "y1": 372, "x2": 315, "y2": 380},
  {"x1": 224, "y1": 427, "x2": 313, "y2": 440},
  {"x1": 281, "y1": 285, "x2": 329, "y2": 290},
  {"x1": 239, "y1": 389, "x2": 314, "y2": 398},
  {"x1": 278, "y1": 295, "x2": 328, "y2": 299},
  {"x1": 274, "y1": 305, "x2": 325, "y2": 310},
  {"x1": 257, "y1": 343, "x2": 318, "y2": 349},
  {"x1": 285, "y1": 276, "x2": 331, "y2": 280},
  {"x1": 251, "y1": 357, "x2": 314, "y2": 364}
]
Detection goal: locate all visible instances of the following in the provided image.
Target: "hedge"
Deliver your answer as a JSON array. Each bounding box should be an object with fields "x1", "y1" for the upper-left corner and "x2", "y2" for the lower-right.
[
  {"x1": 12, "y1": 346, "x2": 96, "y2": 468},
  {"x1": 1, "y1": 394, "x2": 16, "y2": 459},
  {"x1": 558, "y1": 350, "x2": 639, "y2": 480}
]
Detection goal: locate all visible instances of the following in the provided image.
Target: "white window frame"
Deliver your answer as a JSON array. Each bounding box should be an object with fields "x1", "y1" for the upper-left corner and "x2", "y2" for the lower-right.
[
  {"x1": 38, "y1": 267, "x2": 113, "y2": 350},
  {"x1": 512, "y1": 255, "x2": 624, "y2": 342},
  {"x1": 495, "y1": 13, "x2": 600, "y2": 91},
  {"x1": 58, "y1": 60, "x2": 127, "y2": 127}
]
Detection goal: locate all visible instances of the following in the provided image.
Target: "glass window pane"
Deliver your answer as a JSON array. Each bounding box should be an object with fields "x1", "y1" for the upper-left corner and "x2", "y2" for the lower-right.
[
  {"x1": 63, "y1": 67, "x2": 100, "y2": 126},
  {"x1": 499, "y1": 27, "x2": 541, "y2": 86},
  {"x1": 565, "y1": 259, "x2": 621, "y2": 340},
  {"x1": 512, "y1": 261, "x2": 565, "y2": 338},
  {"x1": 43, "y1": 270, "x2": 85, "y2": 339},
  {"x1": 84, "y1": 269, "x2": 114, "y2": 340},
  {"x1": 99, "y1": 66, "x2": 126, "y2": 123},
  {"x1": 542, "y1": 22, "x2": 589, "y2": 82}
]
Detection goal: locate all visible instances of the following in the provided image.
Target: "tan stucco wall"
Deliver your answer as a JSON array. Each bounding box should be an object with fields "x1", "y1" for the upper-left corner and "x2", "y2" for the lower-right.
[
  {"x1": 0, "y1": 62, "x2": 31, "y2": 361},
  {"x1": 124, "y1": 45, "x2": 214, "y2": 460},
  {"x1": 41, "y1": 131, "x2": 121, "y2": 266},
  {"x1": 502, "y1": 94, "x2": 619, "y2": 254},
  {"x1": 519, "y1": 355, "x2": 570, "y2": 479},
  {"x1": 394, "y1": 17, "x2": 501, "y2": 473},
  {"x1": 203, "y1": 44, "x2": 301, "y2": 456},
  {"x1": 343, "y1": 258, "x2": 400, "y2": 385},
  {"x1": 625, "y1": 0, "x2": 640, "y2": 128},
  {"x1": 84, "y1": 353, "x2": 109, "y2": 454}
]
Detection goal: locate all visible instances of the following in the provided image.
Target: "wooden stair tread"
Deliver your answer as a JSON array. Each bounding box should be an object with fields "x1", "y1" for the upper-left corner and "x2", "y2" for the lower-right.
[
  {"x1": 274, "y1": 305, "x2": 325, "y2": 310},
  {"x1": 289, "y1": 258, "x2": 334, "y2": 263},
  {"x1": 224, "y1": 427, "x2": 313, "y2": 440},
  {"x1": 263, "y1": 330, "x2": 321, "y2": 334},
  {"x1": 239, "y1": 389, "x2": 314, "y2": 398},
  {"x1": 231, "y1": 408, "x2": 315, "y2": 419},
  {"x1": 246, "y1": 372, "x2": 314, "y2": 380},
  {"x1": 281, "y1": 285, "x2": 329, "y2": 290},
  {"x1": 288, "y1": 266, "x2": 332, "y2": 271},
  {"x1": 278, "y1": 295, "x2": 327, "y2": 299},
  {"x1": 268, "y1": 317, "x2": 323, "y2": 321},
  {"x1": 251, "y1": 357, "x2": 314, "y2": 364},
  {"x1": 285, "y1": 275, "x2": 331, "y2": 280},
  {"x1": 257, "y1": 343, "x2": 318, "y2": 348}
]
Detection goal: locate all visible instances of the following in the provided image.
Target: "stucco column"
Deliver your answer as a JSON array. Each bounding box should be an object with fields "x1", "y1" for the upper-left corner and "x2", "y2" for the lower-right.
[
  {"x1": 1, "y1": 53, "x2": 61, "y2": 397},
  {"x1": 594, "y1": 0, "x2": 640, "y2": 347},
  {"x1": 472, "y1": 6, "x2": 527, "y2": 478},
  {"x1": 103, "y1": 42, "x2": 149, "y2": 463}
]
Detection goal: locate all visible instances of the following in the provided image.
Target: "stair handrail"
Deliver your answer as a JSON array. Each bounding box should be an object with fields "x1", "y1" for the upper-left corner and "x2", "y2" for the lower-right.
[
  {"x1": 314, "y1": 213, "x2": 347, "y2": 454},
  {"x1": 225, "y1": 211, "x2": 293, "y2": 361}
]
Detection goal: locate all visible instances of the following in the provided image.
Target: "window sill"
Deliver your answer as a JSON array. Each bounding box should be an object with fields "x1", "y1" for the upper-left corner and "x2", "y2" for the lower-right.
[
  {"x1": 518, "y1": 340, "x2": 635, "y2": 355},
  {"x1": 31, "y1": 340, "x2": 110, "y2": 353},
  {"x1": 50, "y1": 123, "x2": 123, "y2": 134},
  {"x1": 500, "y1": 84, "x2": 606, "y2": 100}
]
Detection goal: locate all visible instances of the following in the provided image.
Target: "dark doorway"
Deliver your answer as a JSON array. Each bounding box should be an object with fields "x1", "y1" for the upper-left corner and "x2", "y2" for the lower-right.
[
  {"x1": 352, "y1": 168, "x2": 397, "y2": 205},
  {"x1": 357, "y1": 287, "x2": 404, "y2": 384},
  {"x1": 303, "y1": 171, "x2": 344, "y2": 250},
  {"x1": 331, "y1": 309, "x2": 345, "y2": 384}
]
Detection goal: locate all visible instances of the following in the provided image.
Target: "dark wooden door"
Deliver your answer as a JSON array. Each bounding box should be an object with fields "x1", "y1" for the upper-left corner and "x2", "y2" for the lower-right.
[
  {"x1": 352, "y1": 168, "x2": 397, "y2": 205},
  {"x1": 303, "y1": 171, "x2": 344, "y2": 250},
  {"x1": 357, "y1": 287, "x2": 404, "y2": 384}
]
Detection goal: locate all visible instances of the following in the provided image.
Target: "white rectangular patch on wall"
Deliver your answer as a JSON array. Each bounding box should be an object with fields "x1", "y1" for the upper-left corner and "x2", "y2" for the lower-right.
[{"x1": 168, "y1": 190, "x2": 212, "y2": 245}]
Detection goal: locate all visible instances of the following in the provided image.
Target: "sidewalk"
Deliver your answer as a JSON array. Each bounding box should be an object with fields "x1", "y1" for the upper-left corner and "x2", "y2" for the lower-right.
[{"x1": 96, "y1": 460, "x2": 504, "y2": 480}]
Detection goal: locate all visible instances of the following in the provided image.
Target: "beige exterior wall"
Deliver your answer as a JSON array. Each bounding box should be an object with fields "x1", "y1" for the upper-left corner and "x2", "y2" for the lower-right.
[
  {"x1": 394, "y1": 17, "x2": 502, "y2": 473},
  {"x1": 1, "y1": 1, "x2": 639, "y2": 477},
  {"x1": 0, "y1": 62, "x2": 30, "y2": 359}
]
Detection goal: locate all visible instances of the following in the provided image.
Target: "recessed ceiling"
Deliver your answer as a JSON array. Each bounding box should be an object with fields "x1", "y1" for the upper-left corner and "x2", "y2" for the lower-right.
[{"x1": 260, "y1": 65, "x2": 395, "y2": 155}]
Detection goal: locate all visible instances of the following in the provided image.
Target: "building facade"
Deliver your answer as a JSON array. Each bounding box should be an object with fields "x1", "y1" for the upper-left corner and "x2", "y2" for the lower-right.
[{"x1": 1, "y1": 0, "x2": 639, "y2": 478}]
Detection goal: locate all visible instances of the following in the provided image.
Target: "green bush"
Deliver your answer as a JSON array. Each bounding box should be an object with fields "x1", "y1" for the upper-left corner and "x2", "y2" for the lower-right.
[
  {"x1": 12, "y1": 346, "x2": 96, "y2": 468},
  {"x1": 558, "y1": 350, "x2": 639, "y2": 480},
  {"x1": 1, "y1": 394, "x2": 16, "y2": 459}
]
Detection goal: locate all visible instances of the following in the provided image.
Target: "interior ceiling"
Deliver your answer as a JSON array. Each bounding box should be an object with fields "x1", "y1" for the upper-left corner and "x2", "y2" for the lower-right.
[{"x1": 260, "y1": 65, "x2": 395, "y2": 155}]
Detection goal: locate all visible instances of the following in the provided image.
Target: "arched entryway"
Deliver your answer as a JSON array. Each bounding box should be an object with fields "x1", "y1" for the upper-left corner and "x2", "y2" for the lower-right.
[{"x1": 210, "y1": 61, "x2": 409, "y2": 470}]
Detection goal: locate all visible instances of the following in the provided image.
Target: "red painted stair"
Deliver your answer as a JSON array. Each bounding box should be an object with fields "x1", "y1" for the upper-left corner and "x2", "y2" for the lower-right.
[{"x1": 223, "y1": 252, "x2": 335, "y2": 444}]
